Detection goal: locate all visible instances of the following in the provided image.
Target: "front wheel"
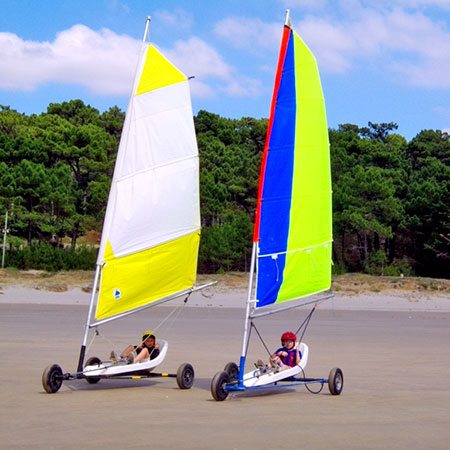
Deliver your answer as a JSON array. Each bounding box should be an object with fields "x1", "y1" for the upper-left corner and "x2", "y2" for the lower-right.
[
  {"x1": 328, "y1": 367, "x2": 343, "y2": 395},
  {"x1": 211, "y1": 371, "x2": 230, "y2": 401},
  {"x1": 42, "y1": 364, "x2": 63, "y2": 394},
  {"x1": 84, "y1": 356, "x2": 101, "y2": 384},
  {"x1": 176, "y1": 363, "x2": 195, "y2": 389}
]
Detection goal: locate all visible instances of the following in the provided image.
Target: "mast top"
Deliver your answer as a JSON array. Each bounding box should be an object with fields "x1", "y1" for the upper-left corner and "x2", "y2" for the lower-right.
[
  {"x1": 143, "y1": 16, "x2": 151, "y2": 42},
  {"x1": 285, "y1": 9, "x2": 291, "y2": 28}
]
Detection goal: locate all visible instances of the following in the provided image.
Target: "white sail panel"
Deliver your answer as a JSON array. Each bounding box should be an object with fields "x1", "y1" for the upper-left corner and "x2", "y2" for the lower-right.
[
  {"x1": 102, "y1": 156, "x2": 199, "y2": 260},
  {"x1": 95, "y1": 43, "x2": 200, "y2": 320},
  {"x1": 98, "y1": 55, "x2": 200, "y2": 264},
  {"x1": 116, "y1": 82, "x2": 198, "y2": 180}
]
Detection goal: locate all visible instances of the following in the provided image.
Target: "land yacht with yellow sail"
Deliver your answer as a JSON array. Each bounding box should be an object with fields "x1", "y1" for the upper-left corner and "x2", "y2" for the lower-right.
[{"x1": 42, "y1": 17, "x2": 214, "y2": 393}]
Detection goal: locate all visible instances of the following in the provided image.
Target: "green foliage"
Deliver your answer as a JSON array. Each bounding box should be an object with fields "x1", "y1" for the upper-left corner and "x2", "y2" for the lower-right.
[
  {"x1": 329, "y1": 122, "x2": 450, "y2": 278},
  {"x1": 383, "y1": 258, "x2": 414, "y2": 277},
  {"x1": 198, "y1": 210, "x2": 253, "y2": 273},
  {"x1": 364, "y1": 250, "x2": 388, "y2": 275},
  {"x1": 6, "y1": 243, "x2": 97, "y2": 271},
  {"x1": 0, "y1": 102, "x2": 448, "y2": 278},
  {"x1": 0, "y1": 100, "x2": 119, "y2": 251},
  {"x1": 403, "y1": 130, "x2": 450, "y2": 277},
  {"x1": 195, "y1": 111, "x2": 265, "y2": 272}
]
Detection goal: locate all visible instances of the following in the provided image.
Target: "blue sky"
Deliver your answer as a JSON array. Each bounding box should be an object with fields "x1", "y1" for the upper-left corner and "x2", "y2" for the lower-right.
[{"x1": 1, "y1": 0, "x2": 449, "y2": 140}]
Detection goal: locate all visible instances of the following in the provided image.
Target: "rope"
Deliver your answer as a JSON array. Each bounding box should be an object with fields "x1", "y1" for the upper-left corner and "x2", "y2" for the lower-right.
[
  {"x1": 295, "y1": 305, "x2": 316, "y2": 344},
  {"x1": 251, "y1": 322, "x2": 273, "y2": 357},
  {"x1": 245, "y1": 322, "x2": 253, "y2": 357},
  {"x1": 85, "y1": 329, "x2": 99, "y2": 355},
  {"x1": 152, "y1": 299, "x2": 186, "y2": 333},
  {"x1": 86, "y1": 327, "x2": 122, "y2": 356}
]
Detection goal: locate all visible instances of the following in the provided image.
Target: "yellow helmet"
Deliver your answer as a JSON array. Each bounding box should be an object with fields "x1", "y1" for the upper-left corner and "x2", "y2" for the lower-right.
[{"x1": 142, "y1": 330, "x2": 156, "y2": 343}]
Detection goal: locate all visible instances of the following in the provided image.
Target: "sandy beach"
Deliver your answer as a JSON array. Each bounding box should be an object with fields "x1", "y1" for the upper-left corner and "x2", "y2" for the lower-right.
[
  {"x1": 1, "y1": 270, "x2": 449, "y2": 312},
  {"x1": 0, "y1": 272, "x2": 449, "y2": 449}
]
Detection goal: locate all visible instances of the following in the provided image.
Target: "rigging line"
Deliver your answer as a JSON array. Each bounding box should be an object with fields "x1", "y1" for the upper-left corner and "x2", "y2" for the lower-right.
[
  {"x1": 295, "y1": 306, "x2": 316, "y2": 344},
  {"x1": 163, "y1": 302, "x2": 186, "y2": 332},
  {"x1": 90, "y1": 328, "x2": 123, "y2": 354},
  {"x1": 245, "y1": 322, "x2": 254, "y2": 358},
  {"x1": 152, "y1": 297, "x2": 188, "y2": 333},
  {"x1": 85, "y1": 329, "x2": 99, "y2": 355},
  {"x1": 251, "y1": 322, "x2": 273, "y2": 357}
]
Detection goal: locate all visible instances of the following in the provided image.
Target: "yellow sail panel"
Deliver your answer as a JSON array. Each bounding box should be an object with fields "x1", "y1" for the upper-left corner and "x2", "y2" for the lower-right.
[
  {"x1": 96, "y1": 231, "x2": 200, "y2": 320},
  {"x1": 136, "y1": 45, "x2": 186, "y2": 95}
]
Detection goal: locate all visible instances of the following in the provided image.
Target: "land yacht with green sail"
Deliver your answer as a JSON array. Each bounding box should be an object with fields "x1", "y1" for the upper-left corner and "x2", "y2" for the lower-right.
[{"x1": 211, "y1": 10, "x2": 343, "y2": 401}]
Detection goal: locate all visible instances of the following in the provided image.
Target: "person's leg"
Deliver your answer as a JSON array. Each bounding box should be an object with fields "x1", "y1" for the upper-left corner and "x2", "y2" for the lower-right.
[{"x1": 120, "y1": 345, "x2": 135, "y2": 359}]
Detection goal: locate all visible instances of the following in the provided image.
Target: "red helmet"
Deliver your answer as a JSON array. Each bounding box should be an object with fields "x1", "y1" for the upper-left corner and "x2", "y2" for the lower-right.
[{"x1": 281, "y1": 331, "x2": 296, "y2": 342}]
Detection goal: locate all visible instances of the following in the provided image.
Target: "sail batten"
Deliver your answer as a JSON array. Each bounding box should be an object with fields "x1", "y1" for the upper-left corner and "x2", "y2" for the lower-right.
[
  {"x1": 94, "y1": 42, "x2": 200, "y2": 321},
  {"x1": 254, "y1": 25, "x2": 332, "y2": 309}
]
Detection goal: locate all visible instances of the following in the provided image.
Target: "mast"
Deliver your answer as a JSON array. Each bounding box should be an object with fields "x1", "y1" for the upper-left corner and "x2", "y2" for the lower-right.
[
  {"x1": 237, "y1": 242, "x2": 257, "y2": 383},
  {"x1": 77, "y1": 265, "x2": 101, "y2": 372},
  {"x1": 143, "y1": 16, "x2": 151, "y2": 42},
  {"x1": 285, "y1": 9, "x2": 291, "y2": 27}
]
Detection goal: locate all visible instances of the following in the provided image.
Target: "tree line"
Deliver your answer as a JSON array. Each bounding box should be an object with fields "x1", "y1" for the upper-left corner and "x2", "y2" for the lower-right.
[{"x1": 0, "y1": 101, "x2": 448, "y2": 277}]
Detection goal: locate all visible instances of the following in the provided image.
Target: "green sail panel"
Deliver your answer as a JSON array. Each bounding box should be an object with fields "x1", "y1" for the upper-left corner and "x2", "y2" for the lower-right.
[{"x1": 254, "y1": 27, "x2": 332, "y2": 308}]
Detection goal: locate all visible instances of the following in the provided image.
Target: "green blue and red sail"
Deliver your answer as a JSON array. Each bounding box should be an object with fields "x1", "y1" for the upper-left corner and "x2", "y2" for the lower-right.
[{"x1": 253, "y1": 24, "x2": 332, "y2": 308}]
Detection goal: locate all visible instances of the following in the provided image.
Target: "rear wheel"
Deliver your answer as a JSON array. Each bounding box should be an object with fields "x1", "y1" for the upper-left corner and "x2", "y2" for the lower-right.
[
  {"x1": 42, "y1": 364, "x2": 63, "y2": 394},
  {"x1": 328, "y1": 367, "x2": 343, "y2": 395},
  {"x1": 211, "y1": 371, "x2": 230, "y2": 401},
  {"x1": 176, "y1": 363, "x2": 195, "y2": 389},
  {"x1": 224, "y1": 362, "x2": 239, "y2": 379},
  {"x1": 84, "y1": 356, "x2": 101, "y2": 384}
]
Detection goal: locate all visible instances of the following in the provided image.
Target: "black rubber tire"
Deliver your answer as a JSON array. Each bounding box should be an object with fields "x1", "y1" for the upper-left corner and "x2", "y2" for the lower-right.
[
  {"x1": 84, "y1": 356, "x2": 102, "y2": 384},
  {"x1": 176, "y1": 363, "x2": 195, "y2": 389},
  {"x1": 42, "y1": 364, "x2": 63, "y2": 394},
  {"x1": 211, "y1": 371, "x2": 230, "y2": 401},
  {"x1": 328, "y1": 367, "x2": 343, "y2": 395},
  {"x1": 224, "y1": 362, "x2": 239, "y2": 379}
]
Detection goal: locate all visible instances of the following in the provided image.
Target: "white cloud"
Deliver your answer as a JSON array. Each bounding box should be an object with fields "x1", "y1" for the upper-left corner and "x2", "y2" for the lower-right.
[
  {"x1": 162, "y1": 37, "x2": 262, "y2": 98},
  {"x1": 0, "y1": 25, "x2": 140, "y2": 95},
  {"x1": 295, "y1": 18, "x2": 356, "y2": 73},
  {"x1": 297, "y1": 7, "x2": 450, "y2": 86},
  {"x1": 213, "y1": 17, "x2": 281, "y2": 55},
  {"x1": 0, "y1": 24, "x2": 262, "y2": 100},
  {"x1": 217, "y1": 6, "x2": 450, "y2": 88},
  {"x1": 162, "y1": 37, "x2": 232, "y2": 81},
  {"x1": 221, "y1": 75, "x2": 263, "y2": 97}
]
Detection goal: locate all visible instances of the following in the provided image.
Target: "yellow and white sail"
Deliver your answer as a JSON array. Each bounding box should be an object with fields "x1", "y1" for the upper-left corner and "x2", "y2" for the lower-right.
[{"x1": 95, "y1": 40, "x2": 200, "y2": 320}]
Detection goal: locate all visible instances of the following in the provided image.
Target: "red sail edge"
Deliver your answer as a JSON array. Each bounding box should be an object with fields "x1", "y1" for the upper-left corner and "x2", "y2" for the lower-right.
[{"x1": 253, "y1": 25, "x2": 292, "y2": 243}]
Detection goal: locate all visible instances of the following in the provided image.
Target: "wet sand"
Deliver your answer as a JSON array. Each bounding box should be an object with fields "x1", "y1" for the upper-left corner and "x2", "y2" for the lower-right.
[{"x1": 1, "y1": 293, "x2": 450, "y2": 449}]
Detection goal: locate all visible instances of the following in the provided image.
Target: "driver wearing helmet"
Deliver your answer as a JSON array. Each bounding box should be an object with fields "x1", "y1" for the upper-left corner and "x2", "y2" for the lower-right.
[
  {"x1": 111, "y1": 330, "x2": 160, "y2": 364},
  {"x1": 271, "y1": 331, "x2": 302, "y2": 369}
]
